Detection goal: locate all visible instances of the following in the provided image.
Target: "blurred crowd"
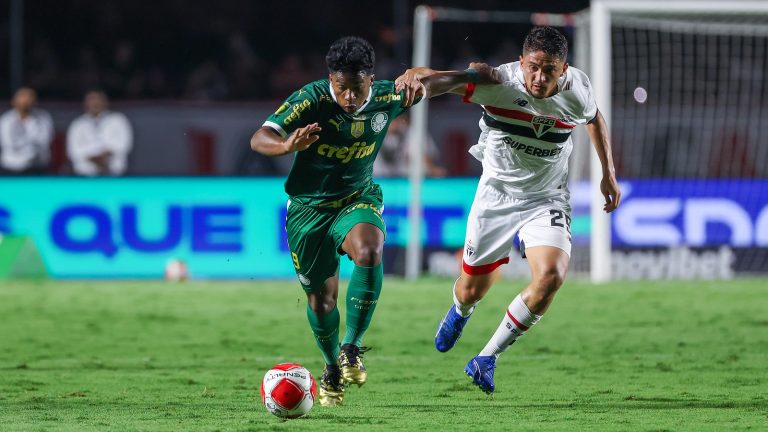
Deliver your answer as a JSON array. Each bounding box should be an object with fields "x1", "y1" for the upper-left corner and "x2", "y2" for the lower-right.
[
  {"x1": 0, "y1": 87, "x2": 132, "y2": 175},
  {"x1": 6, "y1": 0, "x2": 534, "y2": 102},
  {"x1": 20, "y1": 34, "x2": 523, "y2": 102},
  {"x1": 0, "y1": 86, "x2": 455, "y2": 177},
  {"x1": 23, "y1": 34, "x2": 303, "y2": 101},
  {"x1": 0, "y1": 0, "x2": 572, "y2": 176}
]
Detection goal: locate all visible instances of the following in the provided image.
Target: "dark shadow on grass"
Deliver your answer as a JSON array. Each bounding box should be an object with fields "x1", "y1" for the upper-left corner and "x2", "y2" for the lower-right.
[
  {"x1": 285, "y1": 411, "x2": 395, "y2": 424},
  {"x1": 376, "y1": 398, "x2": 768, "y2": 411},
  {"x1": 0, "y1": 364, "x2": 238, "y2": 371}
]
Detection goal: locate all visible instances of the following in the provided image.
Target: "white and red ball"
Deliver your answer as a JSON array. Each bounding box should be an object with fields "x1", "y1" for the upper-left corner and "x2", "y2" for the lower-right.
[
  {"x1": 164, "y1": 258, "x2": 189, "y2": 282},
  {"x1": 261, "y1": 363, "x2": 316, "y2": 419}
]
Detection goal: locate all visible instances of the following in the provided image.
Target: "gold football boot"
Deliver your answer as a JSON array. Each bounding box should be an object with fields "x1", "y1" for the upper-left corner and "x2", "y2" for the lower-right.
[
  {"x1": 339, "y1": 344, "x2": 370, "y2": 386},
  {"x1": 317, "y1": 364, "x2": 345, "y2": 407}
]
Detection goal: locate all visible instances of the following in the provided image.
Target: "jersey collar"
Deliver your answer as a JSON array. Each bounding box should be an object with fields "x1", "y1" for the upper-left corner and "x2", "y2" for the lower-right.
[{"x1": 328, "y1": 81, "x2": 373, "y2": 117}]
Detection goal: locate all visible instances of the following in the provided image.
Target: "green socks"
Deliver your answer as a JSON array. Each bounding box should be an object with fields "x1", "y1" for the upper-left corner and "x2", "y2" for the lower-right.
[
  {"x1": 342, "y1": 263, "x2": 383, "y2": 346},
  {"x1": 305, "y1": 263, "x2": 383, "y2": 363},
  {"x1": 306, "y1": 304, "x2": 340, "y2": 365}
]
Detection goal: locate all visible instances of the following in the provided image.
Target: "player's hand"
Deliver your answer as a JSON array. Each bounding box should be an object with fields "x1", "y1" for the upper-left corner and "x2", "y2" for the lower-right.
[
  {"x1": 601, "y1": 174, "x2": 621, "y2": 213},
  {"x1": 467, "y1": 62, "x2": 501, "y2": 84},
  {"x1": 395, "y1": 68, "x2": 431, "y2": 107},
  {"x1": 283, "y1": 123, "x2": 321, "y2": 153}
]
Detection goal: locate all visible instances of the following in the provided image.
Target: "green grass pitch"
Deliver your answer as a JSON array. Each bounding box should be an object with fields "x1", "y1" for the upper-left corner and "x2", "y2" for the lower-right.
[{"x1": 1, "y1": 278, "x2": 766, "y2": 431}]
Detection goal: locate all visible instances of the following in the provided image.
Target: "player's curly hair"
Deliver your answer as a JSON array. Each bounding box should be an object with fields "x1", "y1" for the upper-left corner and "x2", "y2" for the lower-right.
[
  {"x1": 326, "y1": 36, "x2": 375, "y2": 75},
  {"x1": 523, "y1": 26, "x2": 568, "y2": 61}
]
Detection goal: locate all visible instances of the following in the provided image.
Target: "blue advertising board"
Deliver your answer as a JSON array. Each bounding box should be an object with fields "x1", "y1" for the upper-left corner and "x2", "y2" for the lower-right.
[
  {"x1": 0, "y1": 178, "x2": 480, "y2": 278},
  {"x1": 1, "y1": 178, "x2": 765, "y2": 278},
  {"x1": 612, "y1": 180, "x2": 768, "y2": 247}
]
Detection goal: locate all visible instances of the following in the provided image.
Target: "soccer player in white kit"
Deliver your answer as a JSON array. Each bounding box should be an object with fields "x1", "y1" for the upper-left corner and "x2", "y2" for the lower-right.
[{"x1": 396, "y1": 27, "x2": 621, "y2": 393}]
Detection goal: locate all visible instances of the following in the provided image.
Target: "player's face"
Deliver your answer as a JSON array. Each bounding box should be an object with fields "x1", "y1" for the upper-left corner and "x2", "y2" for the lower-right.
[
  {"x1": 519, "y1": 51, "x2": 568, "y2": 98},
  {"x1": 329, "y1": 71, "x2": 373, "y2": 113}
]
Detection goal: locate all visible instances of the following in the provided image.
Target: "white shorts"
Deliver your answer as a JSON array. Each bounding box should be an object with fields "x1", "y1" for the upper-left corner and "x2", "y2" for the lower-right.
[{"x1": 462, "y1": 176, "x2": 572, "y2": 275}]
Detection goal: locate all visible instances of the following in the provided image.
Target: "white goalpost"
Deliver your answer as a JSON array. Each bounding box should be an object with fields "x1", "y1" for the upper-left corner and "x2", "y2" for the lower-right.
[{"x1": 587, "y1": 0, "x2": 768, "y2": 281}]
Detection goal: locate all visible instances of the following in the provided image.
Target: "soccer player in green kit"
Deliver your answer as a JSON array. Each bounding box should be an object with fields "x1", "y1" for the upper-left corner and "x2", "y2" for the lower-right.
[{"x1": 250, "y1": 36, "x2": 424, "y2": 407}]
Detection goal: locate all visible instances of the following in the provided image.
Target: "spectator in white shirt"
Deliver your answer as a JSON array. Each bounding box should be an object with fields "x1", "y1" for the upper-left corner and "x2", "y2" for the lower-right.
[
  {"x1": 67, "y1": 90, "x2": 133, "y2": 176},
  {"x1": 0, "y1": 87, "x2": 53, "y2": 175}
]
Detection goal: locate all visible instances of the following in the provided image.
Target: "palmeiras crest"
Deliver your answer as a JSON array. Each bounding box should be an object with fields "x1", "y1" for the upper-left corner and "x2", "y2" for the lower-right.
[{"x1": 370, "y1": 112, "x2": 388, "y2": 133}]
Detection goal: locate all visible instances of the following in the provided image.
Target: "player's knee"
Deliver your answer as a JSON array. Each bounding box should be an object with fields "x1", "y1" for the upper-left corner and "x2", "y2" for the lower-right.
[
  {"x1": 534, "y1": 268, "x2": 565, "y2": 293},
  {"x1": 307, "y1": 293, "x2": 337, "y2": 315},
  {"x1": 352, "y1": 244, "x2": 382, "y2": 267}
]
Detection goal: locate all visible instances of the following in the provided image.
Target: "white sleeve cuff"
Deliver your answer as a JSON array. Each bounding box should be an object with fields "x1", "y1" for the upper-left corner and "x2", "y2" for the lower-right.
[{"x1": 262, "y1": 121, "x2": 287, "y2": 138}]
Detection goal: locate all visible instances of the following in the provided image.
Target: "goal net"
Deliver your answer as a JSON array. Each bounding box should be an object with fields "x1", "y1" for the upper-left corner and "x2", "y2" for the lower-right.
[
  {"x1": 575, "y1": 0, "x2": 768, "y2": 280},
  {"x1": 408, "y1": 2, "x2": 768, "y2": 281}
]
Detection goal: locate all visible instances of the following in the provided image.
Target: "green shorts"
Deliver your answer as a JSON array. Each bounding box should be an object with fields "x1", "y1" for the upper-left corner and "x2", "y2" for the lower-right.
[{"x1": 286, "y1": 183, "x2": 385, "y2": 293}]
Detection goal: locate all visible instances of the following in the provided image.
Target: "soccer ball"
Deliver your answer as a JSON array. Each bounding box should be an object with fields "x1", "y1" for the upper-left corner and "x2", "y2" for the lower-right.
[
  {"x1": 164, "y1": 258, "x2": 188, "y2": 282},
  {"x1": 261, "y1": 363, "x2": 316, "y2": 419}
]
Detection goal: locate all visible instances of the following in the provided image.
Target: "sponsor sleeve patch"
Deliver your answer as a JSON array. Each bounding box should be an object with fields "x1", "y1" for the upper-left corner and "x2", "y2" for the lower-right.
[{"x1": 264, "y1": 88, "x2": 317, "y2": 135}]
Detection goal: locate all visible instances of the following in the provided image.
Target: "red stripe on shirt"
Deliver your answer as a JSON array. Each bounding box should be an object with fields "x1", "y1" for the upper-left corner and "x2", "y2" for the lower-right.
[
  {"x1": 462, "y1": 83, "x2": 476, "y2": 103},
  {"x1": 485, "y1": 105, "x2": 575, "y2": 129},
  {"x1": 506, "y1": 309, "x2": 530, "y2": 331},
  {"x1": 462, "y1": 257, "x2": 509, "y2": 275}
]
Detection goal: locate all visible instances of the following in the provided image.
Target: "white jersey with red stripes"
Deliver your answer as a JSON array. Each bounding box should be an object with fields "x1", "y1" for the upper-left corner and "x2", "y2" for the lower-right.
[{"x1": 464, "y1": 61, "x2": 597, "y2": 200}]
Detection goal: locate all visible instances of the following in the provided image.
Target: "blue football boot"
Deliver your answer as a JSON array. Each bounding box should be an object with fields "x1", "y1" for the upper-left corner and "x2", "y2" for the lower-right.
[
  {"x1": 434, "y1": 305, "x2": 471, "y2": 352},
  {"x1": 464, "y1": 355, "x2": 497, "y2": 394}
]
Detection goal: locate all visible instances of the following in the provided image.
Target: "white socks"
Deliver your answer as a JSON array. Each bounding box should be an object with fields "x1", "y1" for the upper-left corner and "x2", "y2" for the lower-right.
[
  {"x1": 479, "y1": 294, "x2": 542, "y2": 357},
  {"x1": 452, "y1": 279, "x2": 477, "y2": 317}
]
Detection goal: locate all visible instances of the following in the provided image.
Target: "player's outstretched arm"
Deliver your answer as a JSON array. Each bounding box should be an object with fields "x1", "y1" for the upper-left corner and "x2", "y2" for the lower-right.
[
  {"x1": 585, "y1": 111, "x2": 621, "y2": 213},
  {"x1": 395, "y1": 63, "x2": 499, "y2": 104},
  {"x1": 250, "y1": 123, "x2": 322, "y2": 156},
  {"x1": 395, "y1": 67, "x2": 441, "y2": 106}
]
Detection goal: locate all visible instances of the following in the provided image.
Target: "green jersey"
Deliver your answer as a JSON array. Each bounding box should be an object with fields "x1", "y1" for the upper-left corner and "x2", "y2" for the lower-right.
[{"x1": 263, "y1": 79, "x2": 414, "y2": 206}]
